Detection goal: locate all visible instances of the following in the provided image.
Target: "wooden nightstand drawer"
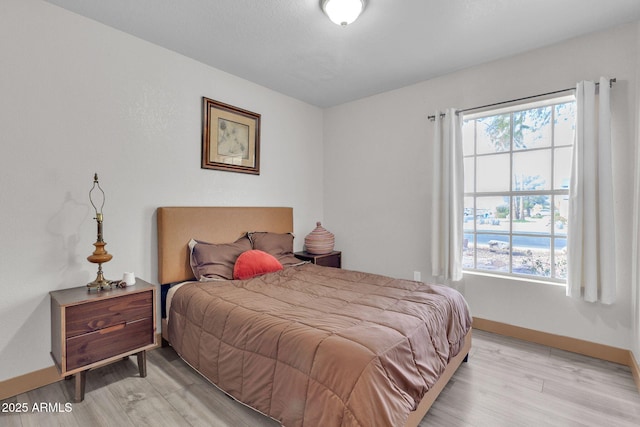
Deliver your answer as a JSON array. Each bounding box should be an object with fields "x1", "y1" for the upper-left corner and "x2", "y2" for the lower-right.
[
  {"x1": 66, "y1": 317, "x2": 154, "y2": 371},
  {"x1": 65, "y1": 291, "x2": 153, "y2": 338}
]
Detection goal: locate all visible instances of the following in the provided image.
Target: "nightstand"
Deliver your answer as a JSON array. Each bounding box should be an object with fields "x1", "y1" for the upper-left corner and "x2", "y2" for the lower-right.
[
  {"x1": 294, "y1": 250, "x2": 341, "y2": 268},
  {"x1": 50, "y1": 278, "x2": 156, "y2": 402}
]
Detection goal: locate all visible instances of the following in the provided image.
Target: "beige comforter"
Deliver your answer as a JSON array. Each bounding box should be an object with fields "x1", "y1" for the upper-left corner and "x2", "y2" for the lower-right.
[{"x1": 168, "y1": 263, "x2": 471, "y2": 427}]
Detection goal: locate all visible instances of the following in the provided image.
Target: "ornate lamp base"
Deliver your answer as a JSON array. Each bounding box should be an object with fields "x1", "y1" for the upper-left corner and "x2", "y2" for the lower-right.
[
  {"x1": 87, "y1": 241, "x2": 113, "y2": 292},
  {"x1": 87, "y1": 263, "x2": 112, "y2": 291}
]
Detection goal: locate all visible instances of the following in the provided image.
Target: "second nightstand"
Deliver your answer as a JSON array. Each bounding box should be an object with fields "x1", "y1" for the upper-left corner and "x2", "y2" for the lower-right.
[{"x1": 295, "y1": 250, "x2": 341, "y2": 268}]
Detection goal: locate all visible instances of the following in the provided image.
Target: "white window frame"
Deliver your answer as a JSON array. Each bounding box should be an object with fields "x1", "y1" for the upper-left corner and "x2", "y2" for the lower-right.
[{"x1": 462, "y1": 95, "x2": 575, "y2": 284}]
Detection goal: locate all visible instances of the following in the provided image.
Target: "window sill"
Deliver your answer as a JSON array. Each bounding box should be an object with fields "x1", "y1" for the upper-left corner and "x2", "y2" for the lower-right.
[{"x1": 463, "y1": 270, "x2": 567, "y2": 287}]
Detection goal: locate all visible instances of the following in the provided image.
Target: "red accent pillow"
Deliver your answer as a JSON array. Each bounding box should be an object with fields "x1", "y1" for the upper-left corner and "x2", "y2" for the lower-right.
[{"x1": 233, "y1": 250, "x2": 283, "y2": 280}]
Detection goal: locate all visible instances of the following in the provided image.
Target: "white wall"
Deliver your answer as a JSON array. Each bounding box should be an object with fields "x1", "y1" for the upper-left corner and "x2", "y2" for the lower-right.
[
  {"x1": 0, "y1": 0, "x2": 324, "y2": 381},
  {"x1": 324, "y1": 22, "x2": 639, "y2": 351}
]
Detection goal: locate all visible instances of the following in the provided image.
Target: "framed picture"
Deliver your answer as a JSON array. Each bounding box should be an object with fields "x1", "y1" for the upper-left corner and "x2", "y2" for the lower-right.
[{"x1": 202, "y1": 97, "x2": 260, "y2": 175}]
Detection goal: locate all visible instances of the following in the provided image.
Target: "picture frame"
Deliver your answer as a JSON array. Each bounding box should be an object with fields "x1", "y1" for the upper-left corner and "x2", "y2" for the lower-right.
[{"x1": 201, "y1": 97, "x2": 260, "y2": 175}]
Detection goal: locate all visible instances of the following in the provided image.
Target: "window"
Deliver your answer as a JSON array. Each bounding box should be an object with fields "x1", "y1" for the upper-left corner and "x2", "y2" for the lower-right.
[{"x1": 462, "y1": 96, "x2": 575, "y2": 282}]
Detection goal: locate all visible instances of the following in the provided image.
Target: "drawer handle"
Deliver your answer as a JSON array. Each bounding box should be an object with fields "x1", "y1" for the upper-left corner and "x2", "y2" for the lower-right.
[{"x1": 98, "y1": 322, "x2": 126, "y2": 334}]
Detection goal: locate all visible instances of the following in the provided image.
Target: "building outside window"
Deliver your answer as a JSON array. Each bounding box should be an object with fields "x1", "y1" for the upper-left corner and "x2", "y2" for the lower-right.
[{"x1": 462, "y1": 96, "x2": 576, "y2": 283}]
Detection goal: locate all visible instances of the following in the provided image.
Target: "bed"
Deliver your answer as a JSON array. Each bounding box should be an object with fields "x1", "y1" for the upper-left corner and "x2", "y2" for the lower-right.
[{"x1": 157, "y1": 206, "x2": 472, "y2": 427}]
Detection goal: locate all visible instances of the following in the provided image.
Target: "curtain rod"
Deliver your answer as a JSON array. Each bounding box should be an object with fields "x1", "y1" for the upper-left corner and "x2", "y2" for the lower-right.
[{"x1": 427, "y1": 78, "x2": 616, "y2": 121}]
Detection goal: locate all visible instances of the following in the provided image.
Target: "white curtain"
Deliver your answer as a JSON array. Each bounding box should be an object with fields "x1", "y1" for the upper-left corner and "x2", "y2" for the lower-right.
[
  {"x1": 567, "y1": 77, "x2": 616, "y2": 303},
  {"x1": 431, "y1": 108, "x2": 464, "y2": 282}
]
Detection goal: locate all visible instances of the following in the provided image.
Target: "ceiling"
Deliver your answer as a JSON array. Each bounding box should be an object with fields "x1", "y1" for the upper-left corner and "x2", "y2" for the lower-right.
[{"x1": 46, "y1": 0, "x2": 640, "y2": 108}]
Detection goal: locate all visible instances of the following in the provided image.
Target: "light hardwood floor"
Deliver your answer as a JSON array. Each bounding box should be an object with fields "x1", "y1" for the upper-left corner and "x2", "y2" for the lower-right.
[{"x1": 2, "y1": 329, "x2": 639, "y2": 426}]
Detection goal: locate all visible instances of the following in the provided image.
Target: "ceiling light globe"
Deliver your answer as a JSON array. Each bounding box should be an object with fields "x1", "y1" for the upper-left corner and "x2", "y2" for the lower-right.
[{"x1": 322, "y1": 0, "x2": 366, "y2": 26}]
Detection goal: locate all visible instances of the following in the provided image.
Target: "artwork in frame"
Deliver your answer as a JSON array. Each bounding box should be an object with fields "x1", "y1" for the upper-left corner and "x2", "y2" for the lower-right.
[{"x1": 202, "y1": 97, "x2": 260, "y2": 175}]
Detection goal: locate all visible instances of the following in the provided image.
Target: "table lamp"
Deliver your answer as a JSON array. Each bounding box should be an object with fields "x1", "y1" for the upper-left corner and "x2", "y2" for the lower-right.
[{"x1": 87, "y1": 173, "x2": 113, "y2": 291}]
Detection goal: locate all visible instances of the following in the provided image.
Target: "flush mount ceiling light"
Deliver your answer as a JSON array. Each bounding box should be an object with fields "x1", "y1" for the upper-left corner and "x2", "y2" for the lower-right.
[{"x1": 321, "y1": 0, "x2": 366, "y2": 26}]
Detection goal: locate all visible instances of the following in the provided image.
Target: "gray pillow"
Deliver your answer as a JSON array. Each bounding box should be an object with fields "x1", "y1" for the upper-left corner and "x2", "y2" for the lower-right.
[{"x1": 189, "y1": 235, "x2": 252, "y2": 280}]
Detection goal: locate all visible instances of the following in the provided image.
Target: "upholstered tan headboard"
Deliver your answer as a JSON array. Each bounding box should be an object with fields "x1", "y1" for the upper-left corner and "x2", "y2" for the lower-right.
[{"x1": 156, "y1": 206, "x2": 293, "y2": 284}]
